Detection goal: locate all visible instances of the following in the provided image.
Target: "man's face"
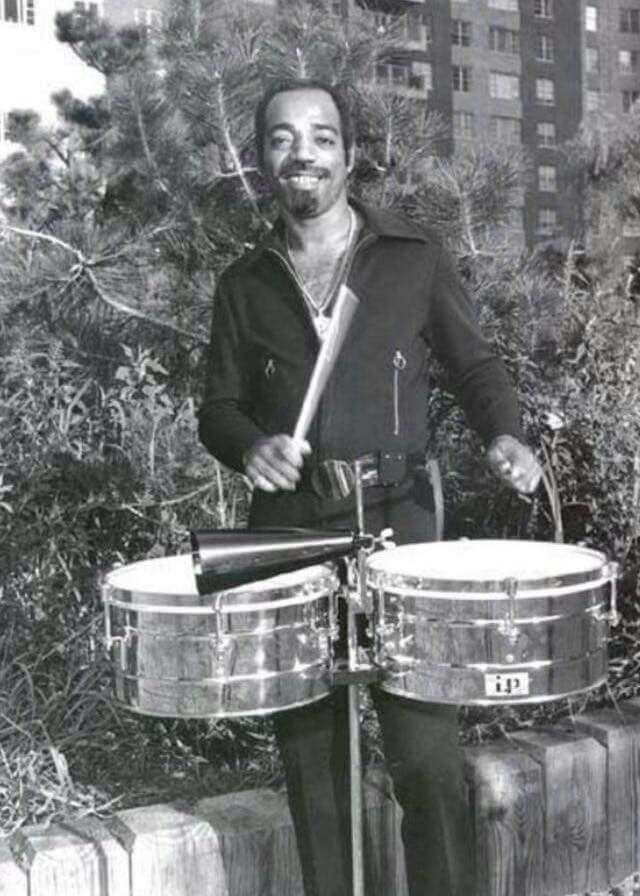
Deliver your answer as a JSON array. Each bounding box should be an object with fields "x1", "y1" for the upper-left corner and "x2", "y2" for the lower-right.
[{"x1": 261, "y1": 88, "x2": 353, "y2": 220}]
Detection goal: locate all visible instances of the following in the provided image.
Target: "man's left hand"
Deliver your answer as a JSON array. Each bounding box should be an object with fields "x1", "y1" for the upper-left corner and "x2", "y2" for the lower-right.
[{"x1": 487, "y1": 435, "x2": 542, "y2": 495}]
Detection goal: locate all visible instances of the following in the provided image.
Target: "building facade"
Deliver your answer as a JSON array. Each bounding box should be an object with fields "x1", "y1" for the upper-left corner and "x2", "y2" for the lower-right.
[{"x1": 357, "y1": 0, "x2": 640, "y2": 245}]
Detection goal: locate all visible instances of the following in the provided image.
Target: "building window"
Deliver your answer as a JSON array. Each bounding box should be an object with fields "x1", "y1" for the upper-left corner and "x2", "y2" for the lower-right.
[
  {"x1": 585, "y1": 5, "x2": 598, "y2": 32},
  {"x1": 489, "y1": 72, "x2": 520, "y2": 100},
  {"x1": 377, "y1": 61, "x2": 432, "y2": 92},
  {"x1": 488, "y1": 0, "x2": 518, "y2": 11},
  {"x1": 620, "y1": 49, "x2": 640, "y2": 73},
  {"x1": 586, "y1": 89, "x2": 600, "y2": 112},
  {"x1": 534, "y1": 0, "x2": 553, "y2": 18},
  {"x1": 377, "y1": 62, "x2": 406, "y2": 87},
  {"x1": 489, "y1": 26, "x2": 520, "y2": 54},
  {"x1": 536, "y1": 34, "x2": 554, "y2": 62},
  {"x1": 454, "y1": 111, "x2": 475, "y2": 140},
  {"x1": 537, "y1": 121, "x2": 556, "y2": 147},
  {"x1": 73, "y1": 1, "x2": 100, "y2": 21},
  {"x1": 451, "y1": 19, "x2": 472, "y2": 47},
  {"x1": 538, "y1": 208, "x2": 558, "y2": 235},
  {"x1": 538, "y1": 164, "x2": 557, "y2": 192},
  {"x1": 453, "y1": 65, "x2": 472, "y2": 92},
  {"x1": 536, "y1": 77, "x2": 555, "y2": 104},
  {"x1": 623, "y1": 89, "x2": 640, "y2": 112},
  {"x1": 1, "y1": 0, "x2": 35, "y2": 24},
  {"x1": 621, "y1": 8, "x2": 640, "y2": 33},
  {"x1": 374, "y1": 10, "x2": 431, "y2": 47},
  {"x1": 490, "y1": 115, "x2": 521, "y2": 144},
  {"x1": 411, "y1": 62, "x2": 433, "y2": 91},
  {"x1": 134, "y1": 7, "x2": 163, "y2": 28},
  {"x1": 586, "y1": 47, "x2": 600, "y2": 73}
]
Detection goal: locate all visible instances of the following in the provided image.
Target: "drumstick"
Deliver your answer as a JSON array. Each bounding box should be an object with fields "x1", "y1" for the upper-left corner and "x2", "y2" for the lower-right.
[{"x1": 293, "y1": 284, "x2": 360, "y2": 443}]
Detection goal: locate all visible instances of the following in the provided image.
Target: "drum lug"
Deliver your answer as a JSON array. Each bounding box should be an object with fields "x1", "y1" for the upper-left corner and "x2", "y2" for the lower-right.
[
  {"x1": 498, "y1": 577, "x2": 521, "y2": 646},
  {"x1": 595, "y1": 562, "x2": 621, "y2": 626},
  {"x1": 102, "y1": 585, "x2": 132, "y2": 669},
  {"x1": 104, "y1": 628, "x2": 132, "y2": 672},
  {"x1": 211, "y1": 595, "x2": 232, "y2": 675}
]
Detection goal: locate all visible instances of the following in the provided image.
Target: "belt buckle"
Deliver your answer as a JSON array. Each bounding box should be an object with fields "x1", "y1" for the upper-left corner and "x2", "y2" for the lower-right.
[
  {"x1": 378, "y1": 451, "x2": 406, "y2": 487},
  {"x1": 310, "y1": 460, "x2": 356, "y2": 500}
]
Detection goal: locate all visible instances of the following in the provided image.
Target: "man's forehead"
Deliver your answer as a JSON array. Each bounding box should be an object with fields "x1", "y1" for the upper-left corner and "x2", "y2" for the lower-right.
[{"x1": 265, "y1": 88, "x2": 342, "y2": 130}]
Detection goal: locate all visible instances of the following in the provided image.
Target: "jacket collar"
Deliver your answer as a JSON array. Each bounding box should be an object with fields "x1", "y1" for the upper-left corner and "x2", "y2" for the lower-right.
[{"x1": 256, "y1": 196, "x2": 428, "y2": 259}]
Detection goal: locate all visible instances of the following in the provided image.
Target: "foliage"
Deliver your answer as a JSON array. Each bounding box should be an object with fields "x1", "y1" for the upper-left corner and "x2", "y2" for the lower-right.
[{"x1": 1, "y1": 0, "x2": 640, "y2": 835}]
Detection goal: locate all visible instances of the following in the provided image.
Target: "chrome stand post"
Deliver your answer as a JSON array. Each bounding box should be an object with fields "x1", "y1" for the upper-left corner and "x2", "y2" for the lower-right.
[{"x1": 348, "y1": 460, "x2": 367, "y2": 896}]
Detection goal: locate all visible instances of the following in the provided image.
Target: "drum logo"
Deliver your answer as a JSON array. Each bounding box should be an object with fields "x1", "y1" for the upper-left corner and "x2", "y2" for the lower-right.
[{"x1": 484, "y1": 671, "x2": 530, "y2": 698}]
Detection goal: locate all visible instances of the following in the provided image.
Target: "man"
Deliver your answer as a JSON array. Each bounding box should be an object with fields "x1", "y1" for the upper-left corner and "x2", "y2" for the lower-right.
[{"x1": 199, "y1": 78, "x2": 541, "y2": 896}]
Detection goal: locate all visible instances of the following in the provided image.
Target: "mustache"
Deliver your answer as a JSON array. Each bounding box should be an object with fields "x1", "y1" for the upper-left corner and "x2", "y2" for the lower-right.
[{"x1": 280, "y1": 165, "x2": 329, "y2": 179}]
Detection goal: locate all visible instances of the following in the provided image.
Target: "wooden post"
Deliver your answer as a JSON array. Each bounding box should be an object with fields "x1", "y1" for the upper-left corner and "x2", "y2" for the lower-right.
[
  {"x1": 363, "y1": 767, "x2": 408, "y2": 896},
  {"x1": 61, "y1": 816, "x2": 130, "y2": 896},
  {"x1": 11, "y1": 822, "x2": 105, "y2": 896},
  {"x1": 572, "y1": 706, "x2": 640, "y2": 884},
  {"x1": 195, "y1": 788, "x2": 302, "y2": 896},
  {"x1": 110, "y1": 803, "x2": 225, "y2": 896},
  {"x1": 511, "y1": 728, "x2": 607, "y2": 896},
  {"x1": 0, "y1": 840, "x2": 28, "y2": 896},
  {"x1": 464, "y1": 742, "x2": 544, "y2": 896}
]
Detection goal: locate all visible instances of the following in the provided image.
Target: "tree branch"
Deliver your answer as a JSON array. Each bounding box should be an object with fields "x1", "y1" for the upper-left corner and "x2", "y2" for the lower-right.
[
  {"x1": 132, "y1": 93, "x2": 171, "y2": 198},
  {"x1": 215, "y1": 79, "x2": 265, "y2": 224},
  {"x1": 3, "y1": 225, "x2": 206, "y2": 344}
]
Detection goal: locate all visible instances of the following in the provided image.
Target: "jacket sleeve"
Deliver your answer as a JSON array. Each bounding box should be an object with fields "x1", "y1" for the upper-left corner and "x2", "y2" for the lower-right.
[
  {"x1": 426, "y1": 243, "x2": 524, "y2": 446},
  {"x1": 198, "y1": 271, "x2": 266, "y2": 473}
]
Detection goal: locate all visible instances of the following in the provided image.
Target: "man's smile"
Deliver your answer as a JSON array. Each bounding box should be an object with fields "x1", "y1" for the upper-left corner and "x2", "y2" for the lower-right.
[{"x1": 284, "y1": 173, "x2": 324, "y2": 189}]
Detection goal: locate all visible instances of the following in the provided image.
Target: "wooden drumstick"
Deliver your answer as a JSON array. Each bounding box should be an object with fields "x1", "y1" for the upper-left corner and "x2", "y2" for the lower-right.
[{"x1": 293, "y1": 284, "x2": 360, "y2": 443}]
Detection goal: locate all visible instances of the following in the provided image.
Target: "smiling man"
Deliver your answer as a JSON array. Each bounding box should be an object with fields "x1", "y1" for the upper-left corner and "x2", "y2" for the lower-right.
[{"x1": 198, "y1": 79, "x2": 541, "y2": 896}]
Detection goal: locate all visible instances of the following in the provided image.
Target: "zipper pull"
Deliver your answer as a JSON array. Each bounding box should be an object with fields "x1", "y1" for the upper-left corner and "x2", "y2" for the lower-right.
[
  {"x1": 264, "y1": 358, "x2": 276, "y2": 379},
  {"x1": 393, "y1": 350, "x2": 407, "y2": 371},
  {"x1": 392, "y1": 350, "x2": 406, "y2": 437}
]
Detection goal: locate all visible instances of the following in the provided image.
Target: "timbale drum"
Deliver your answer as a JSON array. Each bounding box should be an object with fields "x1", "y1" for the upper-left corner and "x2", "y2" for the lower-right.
[
  {"x1": 367, "y1": 540, "x2": 618, "y2": 705},
  {"x1": 102, "y1": 555, "x2": 339, "y2": 718}
]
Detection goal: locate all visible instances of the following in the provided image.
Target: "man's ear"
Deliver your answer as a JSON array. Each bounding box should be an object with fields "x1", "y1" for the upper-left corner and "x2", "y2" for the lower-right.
[{"x1": 347, "y1": 144, "x2": 356, "y2": 175}]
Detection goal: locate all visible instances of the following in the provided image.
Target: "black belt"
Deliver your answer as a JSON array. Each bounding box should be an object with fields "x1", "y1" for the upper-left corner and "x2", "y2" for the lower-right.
[{"x1": 302, "y1": 450, "x2": 427, "y2": 500}]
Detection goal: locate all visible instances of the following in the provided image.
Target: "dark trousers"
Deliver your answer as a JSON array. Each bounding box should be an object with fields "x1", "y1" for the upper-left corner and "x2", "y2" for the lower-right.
[
  {"x1": 273, "y1": 689, "x2": 475, "y2": 896},
  {"x1": 253, "y1": 479, "x2": 475, "y2": 895}
]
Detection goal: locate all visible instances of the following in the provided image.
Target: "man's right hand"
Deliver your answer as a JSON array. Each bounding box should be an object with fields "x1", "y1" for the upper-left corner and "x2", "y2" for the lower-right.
[{"x1": 243, "y1": 435, "x2": 311, "y2": 493}]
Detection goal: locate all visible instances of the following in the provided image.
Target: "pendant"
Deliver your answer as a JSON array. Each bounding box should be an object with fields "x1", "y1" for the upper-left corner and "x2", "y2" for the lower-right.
[{"x1": 314, "y1": 313, "x2": 331, "y2": 339}]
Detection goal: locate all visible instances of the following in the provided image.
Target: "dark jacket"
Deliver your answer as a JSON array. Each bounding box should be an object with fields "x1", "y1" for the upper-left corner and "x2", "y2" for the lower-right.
[{"x1": 198, "y1": 200, "x2": 522, "y2": 484}]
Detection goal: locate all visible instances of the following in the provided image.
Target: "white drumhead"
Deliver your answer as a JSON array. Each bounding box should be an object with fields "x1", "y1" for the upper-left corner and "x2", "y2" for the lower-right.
[
  {"x1": 106, "y1": 554, "x2": 330, "y2": 595},
  {"x1": 367, "y1": 540, "x2": 605, "y2": 584}
]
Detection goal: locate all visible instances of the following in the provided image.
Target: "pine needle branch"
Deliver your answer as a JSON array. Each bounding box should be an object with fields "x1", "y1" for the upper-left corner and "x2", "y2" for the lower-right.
[{"x1": 3, "y1": 225, "x2": 206, "y2": 344}]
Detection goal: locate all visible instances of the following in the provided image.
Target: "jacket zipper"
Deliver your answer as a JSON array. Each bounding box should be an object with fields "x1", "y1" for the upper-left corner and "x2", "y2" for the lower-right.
[{"x1": 392, "y1": 349, "x2": 407, "y2": 437}]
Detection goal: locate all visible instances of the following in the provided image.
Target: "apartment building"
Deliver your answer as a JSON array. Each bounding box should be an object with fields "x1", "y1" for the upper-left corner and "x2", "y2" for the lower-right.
[{"x1": 361, "y1": 0, "x2": 640, "y2": 245}]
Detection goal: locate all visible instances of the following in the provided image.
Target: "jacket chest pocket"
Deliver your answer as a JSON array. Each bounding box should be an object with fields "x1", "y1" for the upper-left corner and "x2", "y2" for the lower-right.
[{"x1": 391, "y1": 349, "x2": 407, "y2": 437}]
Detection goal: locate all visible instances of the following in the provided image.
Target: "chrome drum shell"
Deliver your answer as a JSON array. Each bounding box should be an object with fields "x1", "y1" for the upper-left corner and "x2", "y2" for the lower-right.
[
  {"x1": 103, "y1": 555, "x2": 339, "y2": 718},
  {"x1": 367, "y1": 540, "x2": 616, "y2": 705}
]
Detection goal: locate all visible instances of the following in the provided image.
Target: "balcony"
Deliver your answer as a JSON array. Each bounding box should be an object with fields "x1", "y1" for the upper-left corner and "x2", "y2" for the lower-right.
[{"x1": 373, "y1": 10, "x2": 430, "y2": 50}]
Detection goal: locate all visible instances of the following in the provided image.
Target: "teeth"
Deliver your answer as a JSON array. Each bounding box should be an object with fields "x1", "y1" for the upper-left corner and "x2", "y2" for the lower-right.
[{"x1": 287, "y1": 175, "x2": 320, "y2": 188}]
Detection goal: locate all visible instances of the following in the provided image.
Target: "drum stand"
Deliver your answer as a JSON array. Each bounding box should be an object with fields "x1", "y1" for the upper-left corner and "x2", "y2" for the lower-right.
[{"x1": 342, "y1": 460, "x2": 387, "y2": 896}]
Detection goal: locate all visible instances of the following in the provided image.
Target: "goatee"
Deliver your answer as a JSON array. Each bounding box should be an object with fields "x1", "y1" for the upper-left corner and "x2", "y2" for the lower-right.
[{"x1": 289, "y1": 191, "x2": 320, "y2": 217}]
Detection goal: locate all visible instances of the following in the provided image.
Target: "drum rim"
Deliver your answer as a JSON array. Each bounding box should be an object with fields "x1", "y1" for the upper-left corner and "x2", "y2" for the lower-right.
[
  {"x1": 103, "y1": 554, "x2": 338, "y2": 607},
  {"x1": 366, "y1": 539, "x2": 609, "y2": 593}
]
